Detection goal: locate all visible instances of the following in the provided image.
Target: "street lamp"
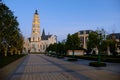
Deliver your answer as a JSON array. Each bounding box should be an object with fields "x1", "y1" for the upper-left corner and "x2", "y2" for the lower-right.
[
  {"x1": 72, "y1": 42, "x2": 75, "y2": 58},
  {"x1": 98, "y1": 31, "x2": 102, "y2": 63},
  {"x1": 1, "y1": 38, "x2": 11, "y2": 56}
]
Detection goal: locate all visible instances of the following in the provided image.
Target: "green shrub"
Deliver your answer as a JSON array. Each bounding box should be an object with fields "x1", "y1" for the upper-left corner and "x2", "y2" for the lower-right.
[
  {"x1": 89, "y1": 62, "x2": 106, "y2": 67},
  {"x1": 67, "y1": 58, "x2": 78, "y2": 61},
  {"x1": 0, "y1": 54, "x2": 26, "y2": 68},
  {"x1": 57, "y1": 56, "x2": 64, "y2": 59},
  {"x1": 66, "y1": 55, "x2": 120, "y2": 63}
]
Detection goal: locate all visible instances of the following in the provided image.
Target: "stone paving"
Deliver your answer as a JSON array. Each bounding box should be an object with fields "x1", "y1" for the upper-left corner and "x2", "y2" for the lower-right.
[{"x1": 8, "y1": 54, "x2": 120, "y2": 80}]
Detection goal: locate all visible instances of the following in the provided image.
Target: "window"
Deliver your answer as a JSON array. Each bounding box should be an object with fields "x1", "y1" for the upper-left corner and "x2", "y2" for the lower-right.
[
  {"x1": 86, "y1": 37, "x2": 88, "y2": 42},
  {"x1": 80, "y1": 37, "x2": 84, "y2": 42},
  {"x1": 32, "y1": 44, "x2": 35, "y2": 48},
  {"x1": 86, "y1": 31, "x2": 90, "y2": 34},
  {"x1": 43, "y1": 45, "x2": 45, "y2": 50},
  {"x1": 33, "y1": 37, "x2": 35, "y2": 41},
  {"x1": 40, "y1": 45, "x2": 42, "y2": 49},
  {"x1": 33, "y1": 30, "x2": 35, "y2": 33},
  {"x1": 80, "y1": 31, "x2": 84, "y2": 34}
]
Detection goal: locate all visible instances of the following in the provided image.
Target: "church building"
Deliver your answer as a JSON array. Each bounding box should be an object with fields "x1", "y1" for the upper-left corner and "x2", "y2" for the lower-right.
[{"x1": 23, "y1": 10, "x2": 57, "y2": 53}]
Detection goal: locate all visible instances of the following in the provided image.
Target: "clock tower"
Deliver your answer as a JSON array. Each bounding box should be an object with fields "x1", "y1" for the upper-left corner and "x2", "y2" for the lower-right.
[{"x1": 31, "y1": 10, "x2": 41, "y2": 42}]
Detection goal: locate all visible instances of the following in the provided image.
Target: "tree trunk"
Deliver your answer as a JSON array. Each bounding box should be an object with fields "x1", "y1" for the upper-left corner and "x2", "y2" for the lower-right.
[
  {"x1": 90, "y1": 48, "x2": 93, "y2": 54},
  {"x1": 95, "y1": 47, "x2": 98, "y2": 55},
  {"x1": 4, "y1": 50, "x2": 7, "y2": 56},
  {"x1": 72, "y1": 49, "x2": 74, "y2": 58},
  {"x1": 15, "y1": 49, "x2": 17, "y2": 54},
  {"x1": 10, "y1": 48, "x2": 13, "y2": 55},
  {"x1": 18, "y1": 51, "x2": 20, "y2": 55},
  {"x1": 107, "y1": 46, "x2": 111, "y2": 55},
  {"x1": 4, "y1": 48, "x2": 7, "y2": 56}
]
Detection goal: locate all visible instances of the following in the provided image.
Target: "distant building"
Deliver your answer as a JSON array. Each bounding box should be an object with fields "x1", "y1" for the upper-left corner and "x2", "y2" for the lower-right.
[
  {"x1": 108, "y1": 33, "x2": 120, "y2": 54},
  {"x1": 23, "y1": 10, "x2": 57, "y2": 53},
  {"x1": 75, "y1": 30, "x2": 93, "y2": 49},
  {"x1": 67, "y1": 30, "x2": 93, "y2": 56}
]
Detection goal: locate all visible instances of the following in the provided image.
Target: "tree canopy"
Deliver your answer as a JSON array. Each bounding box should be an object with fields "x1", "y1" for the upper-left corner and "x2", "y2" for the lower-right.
[
  {"x1": 87, "y1": 32, "x2": 100, "y2": 49},
  {"x1": 65, "y1": 34, "x2": 80, "y2": 50},
  {"x1": 0, "y1": 3, "x2": 24, "y2": 56}
]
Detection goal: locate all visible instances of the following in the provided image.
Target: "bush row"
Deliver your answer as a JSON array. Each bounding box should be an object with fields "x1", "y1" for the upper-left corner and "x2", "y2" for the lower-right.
[
  {"x1": 67, "y1": 58, "x2": 78, "y2": 61},
  {"x1": 89, "y1": 62, "x2": 106, "y2": 67},
  {"x1": 0, "y1": 54, "x2": 26, "y2": 68},
  {"x1": 66, "y1": 55, "x2": 120, "y2": 63}
]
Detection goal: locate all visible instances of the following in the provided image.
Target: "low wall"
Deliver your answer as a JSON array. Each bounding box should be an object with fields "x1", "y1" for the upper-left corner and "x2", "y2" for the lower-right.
[{"x1": 67, "y1": 50, "x2": 85, "y2": 56}]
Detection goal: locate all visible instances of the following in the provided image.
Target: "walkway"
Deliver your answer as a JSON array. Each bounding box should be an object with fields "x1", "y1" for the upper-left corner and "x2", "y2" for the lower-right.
[{"x1": 8, "y1": 54, "x2": 120, "y2": 80}]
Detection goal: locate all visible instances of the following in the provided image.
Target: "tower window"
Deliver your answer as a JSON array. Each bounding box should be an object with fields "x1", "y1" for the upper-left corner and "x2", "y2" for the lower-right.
[
  {"x1": 38, "y1": 37, "x2": 40, "y2": 41},
  {"x1": 32, "y1": 44, "x2": 35, "y2": 48},
  {"x1": 38, "y1": 44, "x2": 39, "y2": 48},
  {"x1": 33, "y1": 37, "x2": 35, "y2": 41}
]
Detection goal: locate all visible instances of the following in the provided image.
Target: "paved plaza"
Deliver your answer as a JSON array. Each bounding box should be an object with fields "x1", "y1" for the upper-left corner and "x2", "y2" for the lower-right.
[{"x1": 7, "y1": 54, "x2": 120, "y2": 80}]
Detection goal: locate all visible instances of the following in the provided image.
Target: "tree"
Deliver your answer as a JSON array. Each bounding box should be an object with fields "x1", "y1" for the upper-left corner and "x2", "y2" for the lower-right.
[
  {"x1": 65, "y1": 34, "x2": 80, "y2": 57},
  {"x1": 0, "y1": 3, "x2": 24, "y2": 56},
  {"x1": 87, "y1": 31, "x2": 100, "y2": 54},
  {"x1": 101, "y1": 38, "x2": 115, "y2": 55},
  {"x1": 46, "y1": 43, "x2": 57, "y2": 52},
  {"x1": 56, "y1": 42, "x2": 66, "y2": 55},
  {"x1": 109, "y1": 39, "x2": 117, "y2": 56},
  {"x1": 46, "y1": 42, "x2": 66, "y2": 56}
]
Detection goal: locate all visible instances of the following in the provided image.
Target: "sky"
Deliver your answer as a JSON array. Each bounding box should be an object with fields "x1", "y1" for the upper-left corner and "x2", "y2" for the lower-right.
[{"x1": 3, "y1": 0, "x2": 120, "y2": 41}]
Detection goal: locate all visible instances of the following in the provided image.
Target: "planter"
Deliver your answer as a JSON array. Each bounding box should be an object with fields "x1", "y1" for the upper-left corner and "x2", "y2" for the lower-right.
[
  {"x1": 67, "y1": 58, "x2": 78, "y2": 61},
  {"x1": 89, "y1": 62, "x2": 106, "y2": 67}
]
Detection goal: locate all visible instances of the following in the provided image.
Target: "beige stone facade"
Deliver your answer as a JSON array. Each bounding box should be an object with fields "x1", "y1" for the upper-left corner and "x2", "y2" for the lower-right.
[
  {"x1": 67, "y1": 50, "x2": 85, "y2": 56},
  {"x1": 77, "y1": 30, "x2": 93, "y2": 49},
  {"x1": 23, "y1": 10, "x2": 57, "y2": 53},
  {"x1": 108, "y1": 33, "x2": 120, "y2": 55}
]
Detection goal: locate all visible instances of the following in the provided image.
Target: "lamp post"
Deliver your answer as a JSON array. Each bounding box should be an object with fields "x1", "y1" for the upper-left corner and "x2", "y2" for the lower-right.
[
  {"x1": 72, "y1": 42, "x2": 75, "y2": 58},
  {"x1": 98, "y1": 31, "x2": 102, "y2": 63},
  {"x1": 1, "y1": 38, "x2": 11, "y2": 56}
]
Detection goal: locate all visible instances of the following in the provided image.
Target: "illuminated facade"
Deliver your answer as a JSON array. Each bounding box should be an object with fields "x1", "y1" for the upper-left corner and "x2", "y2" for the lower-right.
[{"x1": 23, "y1": 10, "x2": 57, "y2": 53}]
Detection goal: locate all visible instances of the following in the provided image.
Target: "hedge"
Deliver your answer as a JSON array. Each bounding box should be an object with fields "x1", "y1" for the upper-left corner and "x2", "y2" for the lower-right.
[{"x1": 89, "y1": 62, "x2": 106, "y2": 67}]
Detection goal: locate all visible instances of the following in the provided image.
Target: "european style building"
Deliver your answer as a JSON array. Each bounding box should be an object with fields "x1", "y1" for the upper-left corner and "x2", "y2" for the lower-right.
[
  {"x1": 76, "y1": 30, "x2": 93, "y2": 49},
  {"x1": 23, "y1": 10, "x2": 57, "y2": 53}
]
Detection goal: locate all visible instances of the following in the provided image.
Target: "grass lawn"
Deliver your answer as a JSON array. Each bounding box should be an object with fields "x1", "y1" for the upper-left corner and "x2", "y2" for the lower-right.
[{"x1": 0, "y1": 54, "x2": 26, "y2": 68}]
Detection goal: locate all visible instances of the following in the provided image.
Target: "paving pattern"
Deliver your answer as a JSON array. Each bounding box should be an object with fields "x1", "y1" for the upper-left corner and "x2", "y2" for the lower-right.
[{"x1": 8, "y1": 54, "x2": 120, "y2": 80}]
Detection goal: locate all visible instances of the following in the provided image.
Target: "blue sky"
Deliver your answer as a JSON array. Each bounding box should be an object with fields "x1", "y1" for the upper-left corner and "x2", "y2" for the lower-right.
[{"x1": 4, "y1": 0, "x2": 120, "y2": 41}]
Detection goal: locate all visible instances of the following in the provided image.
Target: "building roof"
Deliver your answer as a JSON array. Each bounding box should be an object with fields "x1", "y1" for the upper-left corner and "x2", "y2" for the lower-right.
[
  {"x1": 42, "y1": 29, "x2": 45, "y2": 37},
  {"x1": 109, "y1": 33, "x2": 120, "y2": 39},
  {"x1": 41, "y1": 35, "x2": 52, "y2": 40},
  {"x1": 75, "y1": 30, "x2": 93, "y2": 35},
  {"x1": 41, "y1": 29, "x2": 52, "y2": 40}
]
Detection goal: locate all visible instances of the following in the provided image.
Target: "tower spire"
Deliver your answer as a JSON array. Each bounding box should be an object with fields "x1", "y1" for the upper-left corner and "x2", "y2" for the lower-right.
[
  {"x1": 35, "y1": 10, "x2": 38, "y2": 14},
  {"x1": 42, "y1": 29, "x2": 45, "y2": 36}
]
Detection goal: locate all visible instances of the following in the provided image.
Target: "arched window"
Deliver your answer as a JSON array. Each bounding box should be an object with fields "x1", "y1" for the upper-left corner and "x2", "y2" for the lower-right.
[
  {"x1": 32, "y1": 44, "x2": 35, "y2": 48},
  {"x1": 43, "y1": 45, "x2": 45, "y2": 50},
  {"x1": 43, "y1": 45, "x2": 46, "y2": 50},
  {"x1": 38, "y1": 37, "x2": 40, "y2": 41},
  {"x1": 38, "y1": 44, "x2": 39, "y2": 48},
  {"x1": 40, "y1": 45, "x2": 42, "y2": 49},
  {"x1": 33, "y1": 37, "x2": 35, "y2": 41}
]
